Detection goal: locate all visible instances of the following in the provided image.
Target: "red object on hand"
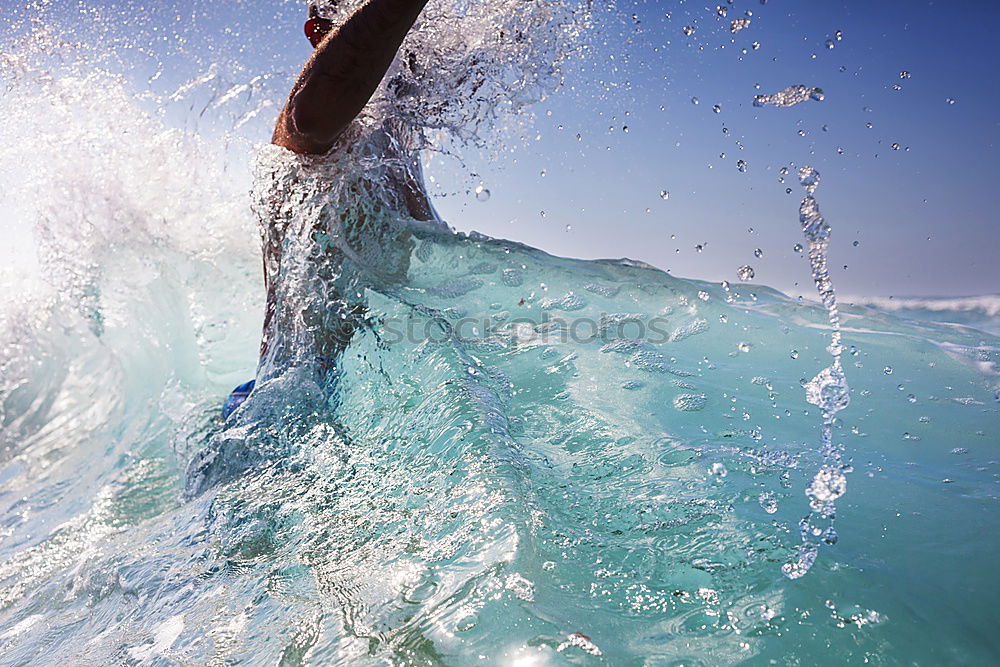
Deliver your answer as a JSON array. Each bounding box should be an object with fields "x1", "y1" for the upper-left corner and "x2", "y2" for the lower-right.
[{"x1": 305, "y1": 16, "x2": 334, "y2": 47}]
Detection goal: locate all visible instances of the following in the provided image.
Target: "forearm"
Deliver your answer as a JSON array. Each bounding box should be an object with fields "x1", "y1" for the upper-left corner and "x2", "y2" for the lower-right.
[{"x1": 274, "y1": 0, "x2": 430, "y2": 153}]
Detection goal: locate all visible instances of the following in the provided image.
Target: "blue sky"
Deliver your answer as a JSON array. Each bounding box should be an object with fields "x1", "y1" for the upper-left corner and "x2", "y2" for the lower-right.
[
  {"x1": 431, "y1": 0, "x2": 1000, "y2": 297},
  {"x1": 3, "y1": 0, "x2": 998, "y2": 298}
]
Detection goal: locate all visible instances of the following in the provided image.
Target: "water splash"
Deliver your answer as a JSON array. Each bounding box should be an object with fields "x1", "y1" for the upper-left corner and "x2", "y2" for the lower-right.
[
  {"x1": 754, "y1": 85, "x2": 825, "y2": 108},
  {"x1": 782, "y1": 166, "x2": 851, "y2": 580}
]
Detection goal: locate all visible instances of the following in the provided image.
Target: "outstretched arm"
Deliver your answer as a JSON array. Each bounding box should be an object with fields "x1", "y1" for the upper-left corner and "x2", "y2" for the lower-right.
[{"x1": 273, "y1": 0, "x2": 430, "y2": 154}]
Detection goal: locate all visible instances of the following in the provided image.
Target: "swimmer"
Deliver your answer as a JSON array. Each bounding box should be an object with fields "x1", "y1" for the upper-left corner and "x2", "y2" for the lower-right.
[{"x1": 222, "y1": 0, "x2": 437, "y2": 419}]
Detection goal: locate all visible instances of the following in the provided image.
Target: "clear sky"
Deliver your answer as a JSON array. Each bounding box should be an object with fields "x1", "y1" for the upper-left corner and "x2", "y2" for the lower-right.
[
  {"x1": 430, "y1": 0, "x2": 1000, "y2": 298},
  {"x1": 2, "y1": 0, "x2": 998, "y2": 298}
]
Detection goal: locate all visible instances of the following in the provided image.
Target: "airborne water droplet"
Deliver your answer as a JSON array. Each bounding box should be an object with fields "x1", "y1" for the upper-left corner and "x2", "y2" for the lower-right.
[
  {"x1": 474, "y1": 185, "x2": 490, "y2": 202},
  {"x1": 754, "y1": 248, "x2": 764, "y2": 258},
  {"x1": 737, "y1": 265, "x2": 755, "y2": 281},
  {"x1": 660, "y1": 190, "x2": 670, "y2": 200},
  {"x1": 759, "y1": 492, "x2": 779, "y2": 514},
  {"x1": 884, "y1": 366, "x2": 893, "y2": 375},
  {"x1": 737, "y1": 159, "x2": 749, "y2": 173}
]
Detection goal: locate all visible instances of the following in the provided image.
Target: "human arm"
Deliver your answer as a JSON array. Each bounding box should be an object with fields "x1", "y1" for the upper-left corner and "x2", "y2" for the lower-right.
[{"x1": 272, "y1": 0, "x2": 431, "y2": 154}]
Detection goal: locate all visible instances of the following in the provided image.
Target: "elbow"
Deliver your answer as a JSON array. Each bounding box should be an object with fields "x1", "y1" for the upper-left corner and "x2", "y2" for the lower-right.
[{"x1": 284, "y1": 94, "x2": 346, "y2": 154}]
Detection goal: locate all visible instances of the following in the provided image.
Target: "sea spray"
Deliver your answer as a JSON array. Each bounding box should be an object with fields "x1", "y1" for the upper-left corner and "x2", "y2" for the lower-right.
[{"x1": 782, "y1": 166, "x2": 851, "y2": 579}]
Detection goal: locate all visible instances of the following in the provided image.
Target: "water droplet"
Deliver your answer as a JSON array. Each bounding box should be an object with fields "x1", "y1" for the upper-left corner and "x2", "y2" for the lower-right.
[
  {"x1": 622, "y1": 125, "x2": 629, "y2": 133},
  {"x1": 753, "y1": 85, "x2": 825, "y2": 108},
  {"x1": 835, "y1": 30, "x2": 843, "y2": 40},
  {"x1": 807, "y1": 467, "x2": 847, "y2": 504},
  {"x1": 719, "y1": 314, "x2": 728, "y2": 323},
  {"x1": 564, "y1": 224, "x2": 572, "y2": 232},
  {"x1": 907, "y1": 394, "x2": 916, "y2": 403},
  {"x1": 790, "y1": 350, "x2": 799, "y2": 359},
  {"x1": 698, "y1": 290, "x2": 710, "y2": 301},
  {"x1": 737, "y1": 265, "x2": 755, "y2": 281},
  {"x1": 660, "y1": 190, "x2": 670, "y2": 200},
  {"x1": 539, "y1": 210, "x2": 546, "y2": 218},
  {"x1": 825, "y1": 39, "x2": 835, "y2": 49},
  {"x1": 752, "y1": 41, "x2": 760, "y2": 50},
  {"x1": 683, "y1": 25, "x2": 696, "y2": 36},
  {"x1": 793, "y1": 243, "x2": 803, "y2": 253},
  {"x1": 883, "y1": 366, "x2": 893, "y2": 375},
  {"x1": 713, "y1": 104, "x2": 722, "y2": 113},
  {"x1": 711, "y1": 462, "x2": 728, "y2": 476},
  {"x1": 738, "y1": 341, "x2": 752, "y2": 353},
  {"x1": 852, "y1": 240, "x2": 859, "y2": 247},
  {"x1": 759, "y1": 492, "x2": 778, "y2": 514},
  {"x1": 754, "y1": 248, "x2": 764, "y2": 258},
  {"x1": 900, "y1": 71, "x2": 911, "y2": 79},
  {"x1": 474, "y1": 184, "x2": 490, "y2": 202},
  {"x1": 737, "y1": 159, "x2": 749, "y2": 173}
]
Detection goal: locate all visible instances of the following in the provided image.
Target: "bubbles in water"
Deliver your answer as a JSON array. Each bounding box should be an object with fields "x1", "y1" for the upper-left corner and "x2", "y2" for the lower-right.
[
  {"x1": 710, "y1": 462, "x2": 728, "y2": 477},
  {"x1": 475, "y1": 184, "x2": 491, "y2": 202},
  {"x1": 754, "y1": 85, "x2": 825, "y2": 108},
  {"x1": 754, "y1": 248, "x2": 764, "y2": 258},
  {"x1": 737, "y1": 265, "x2": 755, "y2": 281},
  {"x1": 759, "y1": 491, "x2": 779, "y2": 514}
]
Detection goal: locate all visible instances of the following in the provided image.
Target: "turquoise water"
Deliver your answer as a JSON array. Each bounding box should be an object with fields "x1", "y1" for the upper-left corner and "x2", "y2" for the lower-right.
[{"x1": 2, "y1": 4, "x2": 1000, "y2": 666}]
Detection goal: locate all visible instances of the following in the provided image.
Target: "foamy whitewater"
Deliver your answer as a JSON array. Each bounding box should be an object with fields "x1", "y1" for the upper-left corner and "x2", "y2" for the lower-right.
[{"x1": 1, "y1": 2, "x2": 999, "y2": 665}]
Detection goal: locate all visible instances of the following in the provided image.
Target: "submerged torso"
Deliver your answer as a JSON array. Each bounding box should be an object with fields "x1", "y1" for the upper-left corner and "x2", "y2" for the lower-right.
[{"x1": 251, "y1": 118, "x2": 441, "y2": 383}]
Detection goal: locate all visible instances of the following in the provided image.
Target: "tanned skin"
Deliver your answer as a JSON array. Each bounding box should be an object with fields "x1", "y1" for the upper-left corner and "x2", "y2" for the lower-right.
[{"x1": 273, "y1": 0, "x2": 431, "y2": 155}]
